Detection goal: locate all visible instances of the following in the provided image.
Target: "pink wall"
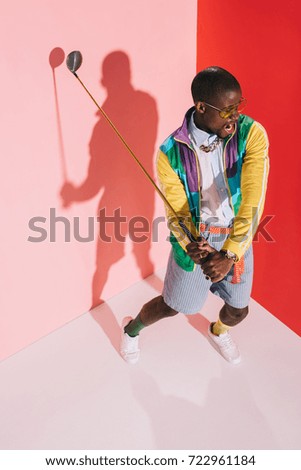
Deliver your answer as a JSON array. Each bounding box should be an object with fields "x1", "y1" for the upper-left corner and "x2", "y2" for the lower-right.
[{"x1": 0, "y1": 0, "x2": 197, "y2": 361}]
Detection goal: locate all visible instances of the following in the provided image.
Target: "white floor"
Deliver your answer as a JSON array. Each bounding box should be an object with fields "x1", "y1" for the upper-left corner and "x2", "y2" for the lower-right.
[{"x1": 0, "y1": 269, "x2": 300, "y2": 450}]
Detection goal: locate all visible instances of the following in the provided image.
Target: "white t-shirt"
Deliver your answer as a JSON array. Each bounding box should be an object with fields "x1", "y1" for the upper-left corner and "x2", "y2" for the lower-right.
[{"x1": 188, "y1": 112, "x2": 234, "y2": 227}]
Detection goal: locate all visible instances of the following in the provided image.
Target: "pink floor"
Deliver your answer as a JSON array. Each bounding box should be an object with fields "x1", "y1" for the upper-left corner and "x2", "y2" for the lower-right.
[{"x1": 0, "y1": 269, "x2": 300, "y2": 449}]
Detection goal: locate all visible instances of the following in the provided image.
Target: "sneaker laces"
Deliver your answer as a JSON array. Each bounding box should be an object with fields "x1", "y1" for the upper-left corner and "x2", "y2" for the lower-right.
[{"x1": 219, "y1": 333, "x2": 236, "y2": 352}]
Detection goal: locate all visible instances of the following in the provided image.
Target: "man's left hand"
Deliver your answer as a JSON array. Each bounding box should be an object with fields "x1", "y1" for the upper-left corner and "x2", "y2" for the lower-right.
[{"x1": 200, "y1": 251, "x2": 234, "y2": 283}]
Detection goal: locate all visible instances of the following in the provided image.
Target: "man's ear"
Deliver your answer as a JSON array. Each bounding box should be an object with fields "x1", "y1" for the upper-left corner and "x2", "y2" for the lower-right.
[{"x1": 196, "y1": 101, "x2": 206, "y2": 114}]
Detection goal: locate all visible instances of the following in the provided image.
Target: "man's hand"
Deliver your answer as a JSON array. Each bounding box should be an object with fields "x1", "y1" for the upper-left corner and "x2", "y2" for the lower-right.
[
  {"x1": 186, "y1": 237, "x2": 215, "y2": 264},
  {"x1": 200, "y1": 251, "x2": 234, "y2": 283}
]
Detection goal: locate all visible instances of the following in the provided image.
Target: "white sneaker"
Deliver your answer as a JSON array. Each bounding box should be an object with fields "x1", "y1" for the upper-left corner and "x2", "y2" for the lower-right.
[
  {"x1": 207, "y1": 323, "x2": 241, "y2": 364},
  {"x1": 120, "y1": 316, "x2": 140, "y2": 364}
]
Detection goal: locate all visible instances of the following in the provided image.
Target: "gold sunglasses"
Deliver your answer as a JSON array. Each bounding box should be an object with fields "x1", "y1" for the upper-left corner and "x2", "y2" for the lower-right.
[{"x1": 203, "y1": 98, "x2": 247, "y2": 119}]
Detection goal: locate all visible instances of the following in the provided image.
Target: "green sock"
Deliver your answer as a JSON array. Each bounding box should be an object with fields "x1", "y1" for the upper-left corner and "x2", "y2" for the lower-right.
[{"x1": 124, "y1": 315, "x2": 145, "y2": 337}]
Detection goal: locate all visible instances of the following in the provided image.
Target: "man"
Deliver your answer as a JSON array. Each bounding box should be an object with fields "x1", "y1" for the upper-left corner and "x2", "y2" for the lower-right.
[{"x1": 120, "y1": 66, "x2": 269, "y2": 365}]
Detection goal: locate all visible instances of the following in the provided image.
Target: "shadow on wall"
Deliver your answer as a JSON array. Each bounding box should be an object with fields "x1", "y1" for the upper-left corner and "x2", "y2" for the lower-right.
[
  {"x1": 54, "y1": 49, "x2": 158, "y2": 352},
  {"x1": 60, "y1": 50, "x2": 158, "y2": 307}
]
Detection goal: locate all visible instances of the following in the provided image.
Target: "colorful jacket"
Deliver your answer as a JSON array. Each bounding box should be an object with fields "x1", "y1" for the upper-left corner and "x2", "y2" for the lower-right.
[{"x1": 157, "y1": 107, "x2": 269, "y2": 271}]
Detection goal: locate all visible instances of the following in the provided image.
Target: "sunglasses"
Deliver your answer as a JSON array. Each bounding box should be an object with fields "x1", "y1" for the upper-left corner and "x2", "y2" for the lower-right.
[{"x1": 203, "y1": 98, "x2": 247, "y2": 119}]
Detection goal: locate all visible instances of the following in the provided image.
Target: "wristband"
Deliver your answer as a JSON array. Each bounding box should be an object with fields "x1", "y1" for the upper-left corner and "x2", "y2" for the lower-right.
[{"x1": 220, "y1": 249, "x2": 238, "y2": 263}]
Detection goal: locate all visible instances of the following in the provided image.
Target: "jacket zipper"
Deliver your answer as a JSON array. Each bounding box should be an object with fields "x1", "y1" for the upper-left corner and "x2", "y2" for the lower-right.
[
  {"x1": 175, "y1": 127, "x2": 237, "y2": 224},
  {"x1": 222, "y1": 127, "x2": 237, "y2": 214}
]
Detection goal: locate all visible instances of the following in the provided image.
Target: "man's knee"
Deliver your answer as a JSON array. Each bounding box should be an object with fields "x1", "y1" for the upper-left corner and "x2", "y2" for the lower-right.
[
  {"x1": 158, "y1": 295, "x2": 179, "y2": 317},
  {"x1": 219, "y1": 303, "x2": 249, "y2": 327}
]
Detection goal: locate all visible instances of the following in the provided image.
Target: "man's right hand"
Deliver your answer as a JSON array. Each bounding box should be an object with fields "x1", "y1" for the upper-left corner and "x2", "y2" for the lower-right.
[{"x1": 186, "y1": 237, "x2": 216, "y2": 264}]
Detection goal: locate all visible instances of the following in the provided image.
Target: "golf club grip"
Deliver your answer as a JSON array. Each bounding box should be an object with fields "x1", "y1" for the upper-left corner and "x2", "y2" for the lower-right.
[
  {"x1": 178, "y1": 221, "x2": 197, "y2": 242},
  {"x1": 72, "y1": 72, "x2": 197, "y2": 243}
]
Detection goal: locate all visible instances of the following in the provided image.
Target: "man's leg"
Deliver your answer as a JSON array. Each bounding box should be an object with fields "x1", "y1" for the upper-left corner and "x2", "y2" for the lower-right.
[
  {"x1": 125, "y1": 295, "x2": 178, "y2": 337},
  {"x1": 120, "y1": 295, "x2": 178, "y2": 363},
  {"x1": 212, "y1": 303, "x2": 249, "y2": 335},
  {"x1": 120, "y1": 249, "x2": 210, "y2": 364},
  {"x1": 208, "y1": 243, "x2": 253, "y2": 364}
]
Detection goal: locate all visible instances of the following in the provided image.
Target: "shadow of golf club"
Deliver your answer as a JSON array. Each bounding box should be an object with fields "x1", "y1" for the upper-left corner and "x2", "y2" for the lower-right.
[{"x1": 49, "y1": 47, "x2": 67, "y2": 182}]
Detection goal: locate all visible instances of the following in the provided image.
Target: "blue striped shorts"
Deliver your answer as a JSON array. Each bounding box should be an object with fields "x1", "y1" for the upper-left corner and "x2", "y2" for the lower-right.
[{"x1": 162, "y1": 232, "x2": 253, "y2": 314}]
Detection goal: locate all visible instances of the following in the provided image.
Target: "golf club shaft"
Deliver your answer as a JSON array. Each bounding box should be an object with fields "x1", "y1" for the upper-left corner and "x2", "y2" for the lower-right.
[{"x1": 72, "y1": 72, "x2": 197, "y2": 243}]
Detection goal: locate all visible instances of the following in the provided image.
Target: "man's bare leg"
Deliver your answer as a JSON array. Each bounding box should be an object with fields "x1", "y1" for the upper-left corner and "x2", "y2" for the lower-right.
[{"x1": 124, "y1": 295, "x2": 178, "y2": 337}]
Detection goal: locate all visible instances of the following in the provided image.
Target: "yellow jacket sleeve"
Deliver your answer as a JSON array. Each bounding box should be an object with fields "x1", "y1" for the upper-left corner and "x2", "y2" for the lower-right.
[{"x1": 156, "y1": 149, "x2": 199, "y2": 251}]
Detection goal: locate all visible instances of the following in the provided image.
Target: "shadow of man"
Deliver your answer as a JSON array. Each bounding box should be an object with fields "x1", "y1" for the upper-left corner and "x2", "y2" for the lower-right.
[{"x1": 60, "y1": 51, "x2": 158, "y2": 352}]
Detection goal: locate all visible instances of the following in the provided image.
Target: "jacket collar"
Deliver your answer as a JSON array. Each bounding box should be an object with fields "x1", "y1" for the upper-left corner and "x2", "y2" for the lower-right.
[
  {"x1": 173, "y1": 107, "x2": 195, "y2": 146},
  {"x1": 174, "y1": 107, "x2": 241, "y2": 147}
]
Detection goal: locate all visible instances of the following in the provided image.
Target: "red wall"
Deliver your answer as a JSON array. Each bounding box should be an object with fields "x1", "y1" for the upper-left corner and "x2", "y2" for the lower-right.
[{"x1": 197, "y1": 0, "x2": 301, "y2": 335}]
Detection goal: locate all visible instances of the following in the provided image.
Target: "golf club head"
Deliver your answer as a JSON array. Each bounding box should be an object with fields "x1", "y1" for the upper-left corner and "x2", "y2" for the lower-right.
[{"x1": 66, "y1": 51, "x2": 83, "y2": 74}]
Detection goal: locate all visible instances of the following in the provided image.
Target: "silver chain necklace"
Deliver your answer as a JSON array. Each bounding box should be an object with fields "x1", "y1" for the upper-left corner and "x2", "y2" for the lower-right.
[{"x1": 199, "y1": 136, "x2": 223, "y2": 153}]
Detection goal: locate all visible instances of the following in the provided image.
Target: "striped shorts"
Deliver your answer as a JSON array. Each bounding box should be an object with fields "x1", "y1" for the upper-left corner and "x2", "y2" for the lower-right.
[{"x1": 162, "y1": 232, "x2": 253, "y2": 314}]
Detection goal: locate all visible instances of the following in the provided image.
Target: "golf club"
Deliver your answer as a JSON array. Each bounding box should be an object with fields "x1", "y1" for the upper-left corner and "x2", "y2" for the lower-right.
[{"x1": 66, "y1": 50, "x2": 199, "y2": 243}]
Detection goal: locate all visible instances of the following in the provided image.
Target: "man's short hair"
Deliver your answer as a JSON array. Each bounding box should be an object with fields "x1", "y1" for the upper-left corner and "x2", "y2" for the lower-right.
[{"x1": 191, "y1": 66, "x2": 241, "y2": 103}]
